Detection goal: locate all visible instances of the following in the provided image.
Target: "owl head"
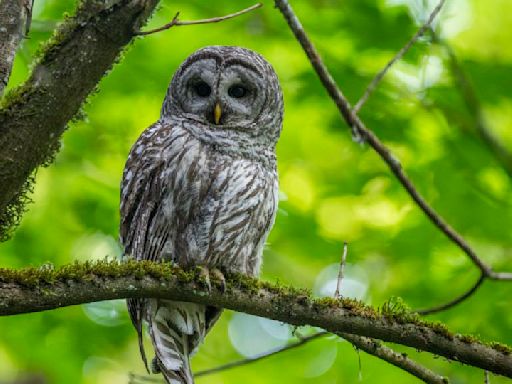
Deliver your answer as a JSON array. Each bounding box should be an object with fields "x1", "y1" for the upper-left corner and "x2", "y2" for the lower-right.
[{"x1": 161, "y1": 46, "x2": 283, "y2": 148}]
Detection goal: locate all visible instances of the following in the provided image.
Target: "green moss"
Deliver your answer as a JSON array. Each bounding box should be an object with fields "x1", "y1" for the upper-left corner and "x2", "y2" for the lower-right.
[
  {"x1": 459, "y1": 334, "x2": 479, "y2": 344},
  {"x1": 489, "y1": 341, "x2": 512, "y2": 355},
  {"x1": 340, "y1": 297, "x2": 379, "y2": 319},
  {"x1": 379, "y1": 297, "x2": 454, "y2": 339},
  {"x1": 0, "y1": 175, "x2": 34, "y2": 242}
]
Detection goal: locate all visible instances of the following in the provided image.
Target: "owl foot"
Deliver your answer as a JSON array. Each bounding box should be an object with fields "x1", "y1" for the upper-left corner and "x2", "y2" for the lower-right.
[
  {"x1": 210, "y1": 267, "x2": 226, "y2": 293},
  {"x1": 197, "y1": 267, "x2": 226, "y2": 293}
]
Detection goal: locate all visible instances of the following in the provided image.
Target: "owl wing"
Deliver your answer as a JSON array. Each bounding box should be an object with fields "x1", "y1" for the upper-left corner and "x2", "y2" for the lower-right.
[{"x1": 120, "y1": 121, "x2": 171, "y2": 372}]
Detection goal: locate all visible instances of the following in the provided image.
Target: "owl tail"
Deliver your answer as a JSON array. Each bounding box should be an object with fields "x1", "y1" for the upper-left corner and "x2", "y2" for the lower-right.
[{"x1": 149, "y1": 300, "x2": 206, "y2": 384}]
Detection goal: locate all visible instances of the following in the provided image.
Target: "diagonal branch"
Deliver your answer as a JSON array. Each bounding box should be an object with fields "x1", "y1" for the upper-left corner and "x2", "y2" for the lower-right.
[
  {"x1": 273, "y1": 0, "x2": 512, "y2": 285},
  {"x1": 0, "y1": 260, "x2": 511, "y2": 377},
  {"x1": 353, "y1": 0, "x2": 446, "y2": 114},
  {"x1": 134, "y1": 3, "x2": 262, "y2": 36},
  {"x1": 340, "y1": 333, "x2": 448, "y2": 384},
  {"x1": 0, "y1": 0, "x2": 33, "y2": 95}
]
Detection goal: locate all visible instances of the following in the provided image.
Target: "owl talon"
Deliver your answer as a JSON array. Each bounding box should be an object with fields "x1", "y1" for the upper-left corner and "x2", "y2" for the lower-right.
[
  {"x1": 198, "y1": 266, "x2": 212, "y2": 293},
  {"x1": 211, "y1": 268, "x2": 226, "y2": 293}
]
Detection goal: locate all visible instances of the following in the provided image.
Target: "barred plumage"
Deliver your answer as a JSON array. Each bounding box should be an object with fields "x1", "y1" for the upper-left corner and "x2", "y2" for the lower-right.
[{"x1": 120, "y1": 46, "x2": 283, "y2": 384}]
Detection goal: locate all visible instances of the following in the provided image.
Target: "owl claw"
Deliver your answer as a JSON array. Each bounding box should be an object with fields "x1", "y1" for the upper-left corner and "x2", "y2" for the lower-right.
[
  {"x1": 210, "y1": 268, "x2": 226, "y2": 293},
  {"x1": 198, "y1": 267, "x2": 212, "y2": 293},
  {"x1": 197, "y1": 267, "x2": 226, "y2": 293}
]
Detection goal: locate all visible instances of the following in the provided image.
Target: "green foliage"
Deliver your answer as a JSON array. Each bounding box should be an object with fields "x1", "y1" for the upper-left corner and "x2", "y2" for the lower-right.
[{"x1": 1, "y1": 0, "x2": 512, "y2": 383}]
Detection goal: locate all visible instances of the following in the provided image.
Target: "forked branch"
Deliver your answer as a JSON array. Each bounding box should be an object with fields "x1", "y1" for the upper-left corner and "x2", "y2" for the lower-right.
[{"x1": 134, "y1": 3, "x2": 262, "y2": 36}]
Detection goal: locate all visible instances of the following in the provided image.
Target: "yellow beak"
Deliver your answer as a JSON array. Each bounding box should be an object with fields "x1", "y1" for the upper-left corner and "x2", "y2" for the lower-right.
[{"x1": 214, "y1": 102, "x2": 222, "y2": 125}]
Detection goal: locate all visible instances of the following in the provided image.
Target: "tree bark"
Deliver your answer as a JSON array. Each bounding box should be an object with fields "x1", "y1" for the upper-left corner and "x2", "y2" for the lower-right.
[
  {"x1": 0, "y1": 0, "x2": 160, "y2": 240},
  {"x1": 0, "y1": 260, "x2": 510, "y2": 378},
  {"x1": 0, "y1": 0, "x2": 31, "y2": 95}
]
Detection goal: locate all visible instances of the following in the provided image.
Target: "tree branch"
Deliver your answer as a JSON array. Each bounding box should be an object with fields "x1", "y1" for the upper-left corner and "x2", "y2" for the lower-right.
[
  {"x1": 130, "y1": 331, "x2": 447, "y2": 384},
  {"x1": 340, "y1": 333, "x2": 448, "y2": 384},
  {"x1": 0, "y1": 260, "x2": 510, "y2": 378},
  {"x1": 195, "y1": 332, "x2": 328, "y2": 378},
  {"x1": 0, "y1": 0, "x2": 33, "y2": 95},
  {"x1": 273, "y1": 0, "x2": 512, "y2": 283},
  {"x1": 134, "y1": 3, "x2": 262, "y2": 36},
  {"x1": 0, "y1": 0, "x2": 162, "y2": 241},
  {"x1": 353, "y1": 0, "x2": 446, "y2": 114},
  {"x1": 416, "y1": 272, "x2": 486, "y2": 316}
]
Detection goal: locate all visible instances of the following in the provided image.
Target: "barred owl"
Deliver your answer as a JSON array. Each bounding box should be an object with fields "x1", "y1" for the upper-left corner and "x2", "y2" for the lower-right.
[{"x1": 119, "y1": 46, "x2": 283, "y2": 384}]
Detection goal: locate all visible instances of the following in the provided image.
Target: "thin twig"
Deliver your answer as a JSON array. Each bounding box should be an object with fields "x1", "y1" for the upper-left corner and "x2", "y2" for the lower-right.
[
  {"x1": 484, "y1": 370, "x2": 490, "y2": 384},
  {"x1": 273, "y1": 0, "x2": 512, "y2": 286},
  {"x1": 134, "y1": 3, "x2": 262, "y2": 36},
  {"x1": 196, "y1": 332, "x2": 327, "y2": 378},
  {"x1": 353, "y1": 0, "x2": 446, "y2": 114},
  {"x1": 340, "y1": 333, "x2": 449, "y2": 384},
  {"x1": 334, "y1": 242, "x2": 348, "y2": 298},
  {"x1": 416, "y1": 272, "x2": 486, "y2": 315}
]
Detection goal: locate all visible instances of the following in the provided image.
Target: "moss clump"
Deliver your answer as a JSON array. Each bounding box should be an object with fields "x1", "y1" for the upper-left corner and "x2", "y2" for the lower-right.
[
  {"x1": 340, "y1": 297, "x2": 379, "y2": 319},
  {"x1": 459, "y1": 334, "x2": 479, "y2": 344},
  {"x1": 380, "y1": 296, "x2": 420, "y2": 323},
  {"x1": 379, "y1": 296, "x2": 454, "y2": 339},
  {"x1": 489, "y1": 341, "x2": 512, "y2": 355}
]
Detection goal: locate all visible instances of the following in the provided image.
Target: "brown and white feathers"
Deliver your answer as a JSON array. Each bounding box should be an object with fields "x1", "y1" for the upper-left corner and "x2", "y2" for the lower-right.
[{"x1": 120, "y1": 46, "x2": 283, "y2": 384}]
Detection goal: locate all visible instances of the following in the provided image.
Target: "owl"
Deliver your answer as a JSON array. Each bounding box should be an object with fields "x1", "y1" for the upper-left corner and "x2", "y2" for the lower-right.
[{"x1": 119, "y1": 46, "x2": 283, "y2": 384}]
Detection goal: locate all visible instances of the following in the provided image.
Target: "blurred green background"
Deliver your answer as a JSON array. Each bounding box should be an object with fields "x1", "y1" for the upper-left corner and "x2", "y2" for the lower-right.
[{"x1": 1, "y1": 0, "x2": 511, "y2": 383}]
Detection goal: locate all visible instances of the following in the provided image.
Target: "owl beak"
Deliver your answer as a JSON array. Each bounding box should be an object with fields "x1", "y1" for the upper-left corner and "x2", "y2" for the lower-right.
[{"x1": 213, "y1": 102, "x2": 222, "y2": 125}]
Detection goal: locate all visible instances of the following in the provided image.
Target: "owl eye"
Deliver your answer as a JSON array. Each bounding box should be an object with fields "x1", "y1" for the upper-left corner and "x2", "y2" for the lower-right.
[
  {"x1": 194, "y1": 81, "x2": 211, "y2": 97},
  {"x1": 228, "y1": 84, "x2": 247, "y2": 98}
]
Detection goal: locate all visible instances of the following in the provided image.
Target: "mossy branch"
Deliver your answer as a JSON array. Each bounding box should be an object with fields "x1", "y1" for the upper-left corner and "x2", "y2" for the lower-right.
[
  {"x1": 0, "y1": 260, "x2": 510, "y2": 378},
  {"x1": 0, "y1": 0, "x2": 161, "y2": 241}
]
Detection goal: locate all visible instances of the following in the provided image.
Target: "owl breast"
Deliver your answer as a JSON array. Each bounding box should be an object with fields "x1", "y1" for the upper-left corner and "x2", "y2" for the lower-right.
[{"x1": 132, "y1": 120, "x2": 278, "y2": 276}]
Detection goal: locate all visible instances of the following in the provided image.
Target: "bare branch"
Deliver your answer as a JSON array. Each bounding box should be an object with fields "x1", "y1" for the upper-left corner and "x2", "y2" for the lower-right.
[
  {"x1": 134, "y1": 3, "x2": 262, "y2": 36},
  {"x1": 416, "y1": 273, "x2": 486, "y2": 316},
  {"x1": 0, "y1": 0, "x2": 33, "y2": 95},
  {"x1": 196, "y1": 332, "x2": 327, "y2": 378},
  {"x1": 353, "y1": 0, "x2": 446, "y2": 114},
  {"x1": 340, "y1": 333, "x2": 448, "y2": 384},
  {"x1": 0, "y1": 260, "x2": 511, "y2": 377},
  {"x1": 273, "y1": 0, "x2": 512, "y2": 284}
]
